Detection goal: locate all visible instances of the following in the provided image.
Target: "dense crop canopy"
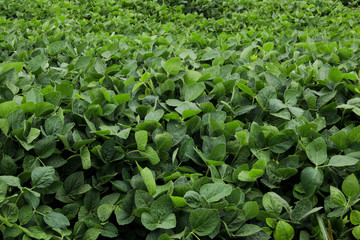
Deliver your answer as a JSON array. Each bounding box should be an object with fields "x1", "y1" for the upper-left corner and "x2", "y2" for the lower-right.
[{"x1": 1, "y1": 0, "x2": 360, "y2": 239}]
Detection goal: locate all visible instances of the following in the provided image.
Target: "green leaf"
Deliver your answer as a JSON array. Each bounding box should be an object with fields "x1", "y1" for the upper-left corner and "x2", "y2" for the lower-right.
[
  {"x1": 31, "y1": 166, "x2": 55, "y2": 188},
  {"x1": 301, "y1": 167, "x2": 323, "y2": 196},
  {"x1": 111, "y1": 94, "x2": 130, "y2": 105},
  {"x1": 83, "y1": 228, "x2": 101, "y2": 240},
  {"x1": 135, "y1": 130, "x2": 148, "y2": 151},
  {"x1": 28, "y1": 54, "x2": 45, "y2": 72},
  {"x1": 155, "y1": 132, "x2": 172, "y2": 151},
  {"x1": 0, "y1": 118, "x2": 9, "y2": 135},
  {"x1": 330, "y1": 131, "x2": 349, "y2": 150},
  {"x1": 74, "y1": 56, "x2": 91, "y2": 69},
  {"x1": 141, "y1": 212, "x2": 176, "y2": 231},
  {"x1": 140, "y1": 147, "x2": 160, "y2": 165},
  {"x1": 263, "y1": 192, "x2": 283, "y2": 215},
  {"x1": 353, "y1": 226, "x2": 360, "y2": 239},
  {"x1": 26, "y1": 88, "x2": 43, "y2": 104},
  {"x1": 0, "y1": 176, "x2": 21, "y2": 187},
  {"x1": 0, "y1": 179, "x2": 7, "y2": 202},
  {"x1": 330, "y1": 186, "x2": 346, "y2": 206},
  {"x1": 249, "y1": 122, "x2": 265, "y2": 149},
  {"x1": 140, "y1": 167, "x2": 157, "y2": 195},
  {"x1": 236, "y1": 224, "x2": 263, "y2": 237},
  {"x1": 164, "y1": 58, "x2": 182, "y2": 76},
  {"x1": 274, "y1": 221, "x2": 294, "y2": 240},
  {"x1": 43, "y1": 212, "x2": 70, "y2": 229},
  {"x1": 34, "y1": 136, "x2": 56, "y2": 159},
  {"x1": 141, "y1": 195, "x2": 176, "y2": 230},
  {"x1": 267, "y1": 192, "x2": 292, "y2": 213},
  {"x1": 236, "y1": 82, "x2": 255, "y2": 97},
  {"x1": 328, "y1": 155, "x2": 359, "y2": 167},
  {"x1": 199, "y1": 183, "x2": 232, "y2": 203},
  {"x1": 306, "y1": 137, "x2": 327, "y2": 165},
  {"x1": 342, "y1": 174, "x2": 359, "y2": 198},
  {"x1": 263, "y1": 42, "x2": 274, "y2": 52},
  {"x1": 80, "y1": 146, "x2": 92, "y2": 170},
  {"x1": 45, "y1": 116, "x2": 63, "y2": 135},
  {"x1": 0, "y1": 101, "x2": 17, "y2": 118},
  {"x1": 0, "y1": 62, "x2": 24, "y2": 73},
  {"x1": 328, "y1": 67, "x2": 343, "y2": 83},
  {"x1": 243, "y1": 201, "x2": 259, "y2": 219},
  {"x1": 48, "y1": 41, "x2": 66, "y2": 55},
  {"x1": 184, "y1": 70, "x2": 201, "y2": 84},
  {"x1": 0, "y1": 203, "x2": 18, "y2": 222},
  {"x1": 190, "y1": 208, "x2": 220, "y2": 237},
  {"x1": 97, "y1": 204, "x2": 113, "y2": 222},
  {"x1": 34, "y1": 102, "x2": 54, "y2": 117},
  {"x1": 351, "y1": 210, "x2": 360, "y2": 225},
  {"x1": 183, "y1": 82, "x2": 205, "y2": 102}
]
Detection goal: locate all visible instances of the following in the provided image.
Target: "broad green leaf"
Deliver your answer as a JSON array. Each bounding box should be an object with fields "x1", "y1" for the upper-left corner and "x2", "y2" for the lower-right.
[
  {"x1": 0, "y1": 176, "x2": 21, "y2": 187},
  {"x1": 0, "y1": 179, "x2": 7, "y2": 202},
  {"x1": 97, "y1": 204, "x2": 113, "y2": 222},
  {"x1": 184, "y1": 70, "x2": 201, "y2": 84},
  {"x1": 83, "y1": 228, "x2": 101, "y2": 240},
  {"x1": 342, "y1": 174, "x2": 359, "y2": 198},
  {"x1": 243, "y1": 201, "x2": 259, "y2": 219},
  {"x1": 111, "y1": 94, "x2": 130, "y2": 105},
  {"x1": 141, "y1": 212, "x2": 176, "y2": 231},
  {"x1": 80, "y1": 146, "x2": 91, "y2": 170},
  {"x1": 145, "y1": 109, "x2": 164, "y2": 121},
  {"x1": 28, "y1": 54, "x2": 45, "y2": 72},
  {"x1": 330, "y1": 186, "x2": 346, "y2": 206},
  {"x1": 263, "y1": 42, "x2": 274, "y2": 52},
  {"x1": 0, "y1": 101, "x2": 17, "y2": 118},
  {"x1": 34, "y1": 136, "x2": 56, "y2": 159},
  {"x1": 256, "y1": 86, "x2": 277, "y2": 109},
  {"x1": 183, "y1": 82, "x2": 205, "y2": 102},
  {"x1": 236, "y1": 224, "x2": 263, "y2": 237},
  {"x1": 328, "y1": 67, "x2": 343, "y2": 83},
  {"x1": 0, "y1": 62, "x2": 24, "y2": 73},
  {"x1": 199, "y1": 183, "x2": 232, "y2": 203},
  {"x1": 263, "y1": 192, "x2": 283, "y2": 215},
  {"x1": 249, "y1": 122, "x2": 265, "y2": 149},
  {"x1": 43, "y1": 212, "x2": 70, "y2": 229},
  {"x1": 0, "y1": 118, "x2": 9, "y2": 135},
  {"x1": 328, "y1": 155, "x2": 359, "y2": 167},
  {"x1": 140, "y1": 167, "x2": 157, "y2": 195},
  {"x1": 34, "y1": 102, "x2": 54, "y2": 117},
  {"x1": 351, "y1": 210, "x2": 360, "y2": 225},
  {"x1": 190, "y1": 208, "x2": 220, "y2": 237},
  {"x1": 48, "y1": 41, "x2": 66, "y2": 55},
  {"x1": 26, "y1": 88, "x2": 43, "y2": 104},
  {"x1": 306, "y1": 137, "x2": 327, "y2": 165},
  {"x1": 266, "y1": 192, "x2": 292, "y2": 213},
  {"x1": 135, "y1": 130, "x2": 148, "y2": 151},
  {"x1": 45, "y1": 116, "x2": 63, "y2": 135},
  {"x1": 155, "y1": 132, "x2": 172, "y2": 151},
  {"x1": 301, "y1": 167, "x2": 323, "y2": 196},
  {"x1": 23, "y1": 188, "x2": 40, "y2": 209},
  {"x1": 140, "y1": 147, "x2": 160, "y2": 165},
  {"x1": 31, "y1": 166, "x2": 55, "y2": 188},
  {"x1": 330, "y1": 130, "x2": 349, "y2": 150},
  {"x1": 164, "y1": 58, "x2": 182, "y2": 76},
  {"x1": 0, "y1": 203, "x2": 18, "y2": 222},
  {"x1": 274, "y1": 221, "x2": 294, "y2": 240},
  {"x1": 236, "y1": 83, "x2": 255, "y2": 97},
  {"x1": 74, "y1": 56, "x2": 91, "y2": 69},
  {"x1": 353, "y1": 226, "x2": 360, "y2": 239}
]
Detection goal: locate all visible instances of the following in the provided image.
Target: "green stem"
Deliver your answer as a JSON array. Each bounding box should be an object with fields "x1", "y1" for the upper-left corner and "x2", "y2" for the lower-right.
[
  {"x1": 15, "y1": 190, "x2": 23, "y2": 204},
  {"x1": 191, "y1": 232, "x2": 201, "y2": 240}
]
